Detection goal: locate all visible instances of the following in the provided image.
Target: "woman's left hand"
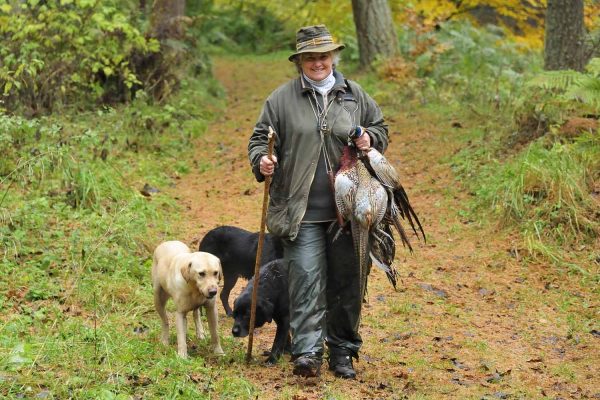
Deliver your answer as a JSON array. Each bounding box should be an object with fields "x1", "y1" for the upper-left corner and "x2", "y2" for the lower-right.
[{"x1": 353, "y1": 130, "x2": 371, "y2": 151}]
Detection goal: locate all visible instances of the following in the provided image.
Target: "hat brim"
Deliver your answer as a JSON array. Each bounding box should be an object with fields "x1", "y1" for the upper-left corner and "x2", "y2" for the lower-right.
[{"x1": 288, "y1": 43, "x2": 345, "y2": 62}]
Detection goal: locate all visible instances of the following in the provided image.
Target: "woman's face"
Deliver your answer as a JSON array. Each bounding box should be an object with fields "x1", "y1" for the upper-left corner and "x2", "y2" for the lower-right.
[{"x1": 300, "y1": 52, "x2": 333, "y2": 81}]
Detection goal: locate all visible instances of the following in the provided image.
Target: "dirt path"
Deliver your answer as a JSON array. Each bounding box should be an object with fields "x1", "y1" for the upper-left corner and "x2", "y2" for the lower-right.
[{"x1": 171, "y1": 55, "x2": 599, "y2": 399}]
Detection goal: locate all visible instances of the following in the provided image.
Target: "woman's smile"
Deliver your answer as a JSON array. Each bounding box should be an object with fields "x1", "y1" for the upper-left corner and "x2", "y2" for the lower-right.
[{"x1": 301, "y1": 52, "x2": 333, "y2": 81}]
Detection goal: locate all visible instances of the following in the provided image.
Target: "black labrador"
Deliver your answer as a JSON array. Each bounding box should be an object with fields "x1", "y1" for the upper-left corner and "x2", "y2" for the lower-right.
[
  {"x1": 231, "y1": 259, "x2": 290, "y2": 364},
  {"x1": 198, "y1": 225, "x2": 283, "y2": 316}
]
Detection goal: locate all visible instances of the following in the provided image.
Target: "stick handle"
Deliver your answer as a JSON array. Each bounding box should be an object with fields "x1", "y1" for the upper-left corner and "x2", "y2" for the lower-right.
[{"x1": 246, "y1": 127, "x2": 275, "y2": 363}]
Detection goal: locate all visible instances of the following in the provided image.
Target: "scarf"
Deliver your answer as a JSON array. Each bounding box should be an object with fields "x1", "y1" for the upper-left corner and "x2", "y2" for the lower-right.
[{"x1": 303, "y1": 71, "x2": 335, "y2": 96}]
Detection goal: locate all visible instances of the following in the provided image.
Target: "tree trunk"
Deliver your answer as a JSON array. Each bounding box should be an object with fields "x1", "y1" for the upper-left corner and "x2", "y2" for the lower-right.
[
  {"x1": 543, "y1": 0, "x2": 585, "y2": 71},
  {"x1": 150, "y1": 0, "x2": 186, "y2": 40},
  {"x1": 351, "y1": 0, "x2": 398, "y2": 68},
  {"x1": 136, "y1": 0, "x2": 187, "y2": 100}
]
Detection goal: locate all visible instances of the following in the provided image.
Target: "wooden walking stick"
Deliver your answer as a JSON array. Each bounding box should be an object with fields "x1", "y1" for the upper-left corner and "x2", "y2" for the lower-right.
[{"x1": 246, "y1": 126, "x2": 276, "y2": 363}]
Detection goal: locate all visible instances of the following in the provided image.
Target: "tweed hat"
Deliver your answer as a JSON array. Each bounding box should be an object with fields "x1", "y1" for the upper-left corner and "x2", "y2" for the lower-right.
[{"x1": 288, "y1": 24, "x2": 345, "y2": 62}]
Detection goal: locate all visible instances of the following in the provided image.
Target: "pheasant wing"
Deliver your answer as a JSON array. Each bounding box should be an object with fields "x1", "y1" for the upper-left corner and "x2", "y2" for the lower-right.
[
  {"x1": 370, "y1": 222, "x2": 398, "y2": 289},
  {"x1": 363, "y1": 148, "x2": 426, "y2": 242},
  {"x1": 334, "y1": 169, "x2": 356, "y2": 222}
]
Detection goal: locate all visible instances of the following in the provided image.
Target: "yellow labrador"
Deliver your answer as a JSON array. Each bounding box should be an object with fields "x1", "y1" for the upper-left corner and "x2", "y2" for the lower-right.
[{"x1": 152, "y1": 240, "x2": 224, "y2": 358}]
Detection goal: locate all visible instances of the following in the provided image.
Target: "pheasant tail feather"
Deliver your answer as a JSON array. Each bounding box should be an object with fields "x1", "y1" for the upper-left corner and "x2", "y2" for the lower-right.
[
  {"x1": 393, "y1": 188, "x2": 426, "y2": 242},
  {"x1": 351, "y1": 220, "x2": 371, "y2": 300}
]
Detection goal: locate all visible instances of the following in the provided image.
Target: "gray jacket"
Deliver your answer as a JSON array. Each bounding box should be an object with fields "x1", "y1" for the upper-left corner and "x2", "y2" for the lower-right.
[{"x1": 248, "y1": 70, "x2": 388, "y2": 240}]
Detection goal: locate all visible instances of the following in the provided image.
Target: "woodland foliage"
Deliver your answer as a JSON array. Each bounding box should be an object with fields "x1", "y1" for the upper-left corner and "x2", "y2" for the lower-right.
[
  {"x1": 367, "y1": 9, "x2": 598, "y2": 264},
  {"x1": 404, "y1": 0, "x2": 598, "y2": 50},
  {"x1": 192, "y1": 2, "x2": 290, "y2": 53},
  {"x1": 1, "y1": 0, "x2": 597, "y2": 272},
  {"x1": 213, "y1": 0, "x2": 598, "y2": 51},
  {"x1": 0, "y1": 0, "x2": 160, "y2": 114}
]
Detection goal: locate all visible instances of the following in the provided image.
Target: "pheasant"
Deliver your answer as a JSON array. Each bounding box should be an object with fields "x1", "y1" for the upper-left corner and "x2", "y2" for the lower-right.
[
  {"x1": 334, "y1": 145, "x2": 388, "y2": 298},
  {"x1": 334, "y1": 144, "x2": 425, "y2": 295},
  {"x1": 360, "y1": 147, "x2": 426, "y2": 249}
]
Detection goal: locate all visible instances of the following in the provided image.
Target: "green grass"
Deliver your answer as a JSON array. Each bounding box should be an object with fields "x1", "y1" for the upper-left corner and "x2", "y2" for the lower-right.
[
  {"x1": 551, "y1": 363, "x2": 577, "y2": 382},
  {"x1": 446, "y1": 110, "x2": 599, "y2": 272},
  {"x1": 0, "y1": 68, "x2": 234, "y2": 398},
  {"x1": 1, "y1": 328, "x2": 252, "y2": 397}
]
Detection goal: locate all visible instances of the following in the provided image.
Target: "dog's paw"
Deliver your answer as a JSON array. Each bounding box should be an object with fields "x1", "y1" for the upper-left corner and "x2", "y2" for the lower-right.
[
  {"x1": 265, "y1": 356, "x2": 279, "y2": 365},
  {"x1": 213, "y1": 346, "x2": 225, "y2": 356}
]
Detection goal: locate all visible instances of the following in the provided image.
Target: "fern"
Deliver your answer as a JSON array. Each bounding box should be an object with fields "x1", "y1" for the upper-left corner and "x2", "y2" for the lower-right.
[
  {"x1": 569, "y1": 75, "x2": 600, "y2": 108},
  {"x1": 527, "y1": 58, "x2": 600, "y2": 110},
  {"x1": 528, "y1": 70, "x2": 582, "y2": 90},
  {"x1": 586, "y1": 57, "x2": 600, "y2": 75}
]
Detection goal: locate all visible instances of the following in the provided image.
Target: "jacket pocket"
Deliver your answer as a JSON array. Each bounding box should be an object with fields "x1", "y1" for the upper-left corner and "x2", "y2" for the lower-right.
[{"x1": 266, "y1": 197, "x2": 289, "y2": 238}]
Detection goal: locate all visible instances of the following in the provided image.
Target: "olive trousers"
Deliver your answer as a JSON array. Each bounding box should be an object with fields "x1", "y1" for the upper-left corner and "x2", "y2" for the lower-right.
[{"x1": 283, "y1": 222, "x2": 363, "y2": 358}]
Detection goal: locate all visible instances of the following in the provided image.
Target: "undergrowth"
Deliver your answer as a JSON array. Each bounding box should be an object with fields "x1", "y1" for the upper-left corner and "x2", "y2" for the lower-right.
[
  {"x1": 464, "y1": 133, "x2": 600, "y2": 274},
  {"x1": 378, "y1": 19, "x2": 599, "y2": 271},
  {"x1": 0, "y1": 0, "x2": 160, "y2": 114},
  {"x1": 0, "y1": 71, "x2": 246, "y2": 398}
]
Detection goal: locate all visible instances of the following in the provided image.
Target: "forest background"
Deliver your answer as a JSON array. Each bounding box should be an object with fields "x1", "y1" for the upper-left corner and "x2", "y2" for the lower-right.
[{"x1": 0, "y1": 0, "x2": 599, "y2": 399}]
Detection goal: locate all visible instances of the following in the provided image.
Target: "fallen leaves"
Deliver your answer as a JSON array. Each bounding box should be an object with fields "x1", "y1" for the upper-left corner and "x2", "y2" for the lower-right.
[
  {"x1": 140, "y1": 183, "x2": 160, "y2": 197},
  {"x1": 417, "y1": 282, "x2": 448, "y2": 298}
]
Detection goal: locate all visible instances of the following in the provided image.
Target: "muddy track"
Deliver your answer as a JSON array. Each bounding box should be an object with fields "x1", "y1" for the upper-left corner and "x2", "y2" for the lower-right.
[{"x1": 168, "y1": 55, "x2": 599, "y2": 399}]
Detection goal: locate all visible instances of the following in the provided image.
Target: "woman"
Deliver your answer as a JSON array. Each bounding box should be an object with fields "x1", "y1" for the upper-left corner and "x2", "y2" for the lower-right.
[{"x1": 248, "y1": 24, "x2": 388, "y2": 379}]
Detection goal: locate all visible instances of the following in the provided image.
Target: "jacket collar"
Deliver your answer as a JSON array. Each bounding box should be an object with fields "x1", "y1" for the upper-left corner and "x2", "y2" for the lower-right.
[{"x1": 300, "y1": 70, "x2": 347, "y2": 95}]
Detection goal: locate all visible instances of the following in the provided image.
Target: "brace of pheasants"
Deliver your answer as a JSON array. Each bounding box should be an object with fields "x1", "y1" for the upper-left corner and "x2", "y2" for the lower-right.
[{"x1": 334, "y1": 143, "x2": 425, "y2": 299}]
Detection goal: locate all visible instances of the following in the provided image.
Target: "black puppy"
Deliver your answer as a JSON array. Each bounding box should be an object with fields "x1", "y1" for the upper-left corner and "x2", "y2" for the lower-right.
[
  {"x1": 231, "y1": 259, "x2": 290, "y2": 364},
  {"x1": 198, "y1": 225, "x2": 284, "y2": 316}
]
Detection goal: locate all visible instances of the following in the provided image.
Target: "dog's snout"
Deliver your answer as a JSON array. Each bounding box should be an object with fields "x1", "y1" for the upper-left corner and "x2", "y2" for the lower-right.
[
  {"x1": 207, "y1": 287, "x2": 218, "y2": 298},
  {"x1": 232, "y1": 323, "x2": 248, "y2": 338}
]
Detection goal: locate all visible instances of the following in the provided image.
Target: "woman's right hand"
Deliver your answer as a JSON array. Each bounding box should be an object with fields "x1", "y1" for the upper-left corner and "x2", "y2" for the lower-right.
[{"x1": 259, "y1": 155, "x2": 278, "y2": 176}]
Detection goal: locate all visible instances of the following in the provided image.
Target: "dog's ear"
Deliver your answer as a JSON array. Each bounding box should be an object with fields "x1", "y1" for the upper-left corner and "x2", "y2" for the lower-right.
[
  {"x1": 258, "y1": 298, "x2": 274, "y2": 323},
  {"x1": 180, "y1": 262, "x2": 192, "y2": 281}
]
